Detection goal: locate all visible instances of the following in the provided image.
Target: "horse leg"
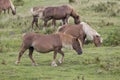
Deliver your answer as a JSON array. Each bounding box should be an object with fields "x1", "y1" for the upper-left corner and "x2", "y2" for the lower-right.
[
  {"x1": 3, "y1": 9, "x2": 6, "y2": 14},
  {"x1": 32, "y1": 16, "x2": 39, "y2": 30},
  {"x1": 51, "y1": 51, "x2": 57, "y2": 66},
  {"x1": 15, "y1": 45, "x2": 27, "y2": 65},
  {"x1": 65, "y1": 15, "x2": 70, "y2": 24},
  {"x1": 28, "y1": 47, "x2": 37, "y2": 66},
  {"x1": 35, "y1": 17, "x2": 40, "y2": 30},
  {"x1": 8, "y1": 8, "x2": 10, "y2": 14},
  {"x1": 43, "y1": 20, "x2": 48, "y2": 31},
  {"x1": 58, "y1": 49, "x2": 64, "y2": 64},
  {"x1": 51, "y1": 19, "x2": 56, "y2": 28},
  {"x1": 62, "y1": 19, "x2": 66, "y2": 25}
]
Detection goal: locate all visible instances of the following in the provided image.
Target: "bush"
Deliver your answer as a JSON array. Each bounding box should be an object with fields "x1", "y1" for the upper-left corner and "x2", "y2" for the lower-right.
[
  {"x1": 103, "y1": 29, "x2": 120, "y2": 46},
  {"x1": 13, "y1": 0, "x2": 24, "y2": 6},
  {"x1": 92, "y1": 1, "x2": 119, "y2": 17}
]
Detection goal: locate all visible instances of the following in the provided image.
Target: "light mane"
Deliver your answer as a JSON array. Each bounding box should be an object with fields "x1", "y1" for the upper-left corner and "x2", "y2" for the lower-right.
[
  {"x1": 57, "y1": 32, "x2": 73, "y2": 49},
  {"x1": 9, "y1": 0, "x2": 15, "y2": 11},
  {"x1": 80, "y1": 22, "x2": 101, "y2": 41}
]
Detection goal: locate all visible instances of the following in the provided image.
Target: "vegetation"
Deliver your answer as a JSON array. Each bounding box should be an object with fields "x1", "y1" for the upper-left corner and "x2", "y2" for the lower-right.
[{"x1": 0, "y1": 0, "x2": 120, "y2": 80}]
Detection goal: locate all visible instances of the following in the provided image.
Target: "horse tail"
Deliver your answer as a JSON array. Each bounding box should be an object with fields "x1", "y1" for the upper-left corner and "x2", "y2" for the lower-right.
[{"x1": 30, "y1": 8, "x2": 37, "y2": 16}]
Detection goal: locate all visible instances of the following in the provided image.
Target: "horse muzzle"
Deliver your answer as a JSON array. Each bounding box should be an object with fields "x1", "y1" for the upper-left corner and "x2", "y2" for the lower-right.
[{"x1": 77, "y1": 50, "x2": 82, "y2": 55}]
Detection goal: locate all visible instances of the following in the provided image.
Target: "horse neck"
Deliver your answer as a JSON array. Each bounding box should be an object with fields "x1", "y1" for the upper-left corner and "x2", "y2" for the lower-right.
[
  {"x1": 9, "y1": 0, "x2": 15, "y2": 11},
  {"x1": 71, "y1": 9, "x2": 78, "y2": 18},
  {"x1": 81, "y1": 22, "x2": 100, "y2": 40},
  {"x1": 59, "y1": 33, "x2": 73, "y2": 49}
]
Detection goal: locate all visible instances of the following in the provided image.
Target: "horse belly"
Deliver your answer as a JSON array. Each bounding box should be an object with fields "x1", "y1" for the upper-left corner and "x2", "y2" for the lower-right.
[{"x1": 32, "y1": 41, "x2": 54, "y2": 53}]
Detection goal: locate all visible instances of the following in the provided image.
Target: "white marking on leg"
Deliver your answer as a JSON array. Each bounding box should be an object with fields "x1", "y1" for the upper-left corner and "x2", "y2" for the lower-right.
[{"x1": 51, "y1": 61, "x2": 57, "y2": 67}]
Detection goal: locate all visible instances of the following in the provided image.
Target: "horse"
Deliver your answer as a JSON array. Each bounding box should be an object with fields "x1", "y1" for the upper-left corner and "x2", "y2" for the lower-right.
[
  {"x1": 58, "y1": 22, "x2": 103, "y2": 47},
  {"x1": 42, "y1": 4, "x2": 80, "y2": 30},
  {"x1": 0, "y1": 0, "x2": 16, "y2": 15},
  {"x1": 15, "y1": 32, "x2": 82, "y2": 66}
]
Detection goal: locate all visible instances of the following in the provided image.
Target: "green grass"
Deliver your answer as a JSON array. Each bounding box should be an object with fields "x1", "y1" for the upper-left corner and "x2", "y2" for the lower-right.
[{"x1": 0, "y1": 0, "x2": 120, "y2": 80}]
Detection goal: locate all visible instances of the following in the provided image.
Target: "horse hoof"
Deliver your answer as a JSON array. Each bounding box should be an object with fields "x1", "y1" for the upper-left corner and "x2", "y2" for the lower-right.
[
  {"x1": 58, "y1": 59, "x2": 62, "y2": 64},
  {"x1": 51, "y1": 63, "x2": 57, "y2": 67},
  {"x1": 15, "y1": 61, "x2": 19, "y2": 65},
  {"x1": 32, "y1": 63, "x2": 38, "y2": 66},
  {"x1": 51, "y1": 62, "x2": 57, "y2": 67}
]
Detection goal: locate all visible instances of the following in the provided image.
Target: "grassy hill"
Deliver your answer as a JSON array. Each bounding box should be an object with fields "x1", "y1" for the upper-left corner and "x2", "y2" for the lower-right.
[{"x1": 0, "y1": 0, "x2": 120, "y2": 80}]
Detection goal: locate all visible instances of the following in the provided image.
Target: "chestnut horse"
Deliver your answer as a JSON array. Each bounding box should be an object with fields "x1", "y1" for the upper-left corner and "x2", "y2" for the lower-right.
[
  {"x1": 58, "y1": 22, "x2": 103, "y2": 47},
  {"x1": 0, "y1": 0, "x2": 16, "y2": 15},
  {"x1": 31, "y1": 5, "x2": 80, "y2": 30},
  {"x1": 15, "y1": 32, "x2": 82, "y2": 66}
]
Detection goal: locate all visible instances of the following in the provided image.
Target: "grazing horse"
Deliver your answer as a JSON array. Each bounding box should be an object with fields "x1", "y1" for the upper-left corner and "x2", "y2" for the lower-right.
[
  {"x1": 15, "y1": 32, "x2": 82, "y2": 66},
  {"x1": 58, "y1": 22, "x2": 103, "y2": 47},
  {"x1": 0, "y1": 0, "x2": 16, "y2": 15},
  {"x1": 31, "y1": 5, "x2": 80, "y2": 30}
]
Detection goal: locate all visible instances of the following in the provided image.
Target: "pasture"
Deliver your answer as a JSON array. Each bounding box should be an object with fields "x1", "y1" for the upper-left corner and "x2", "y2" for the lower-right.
[{"x1": 0, "y1": 0, "x2": 120, "y2": 80}]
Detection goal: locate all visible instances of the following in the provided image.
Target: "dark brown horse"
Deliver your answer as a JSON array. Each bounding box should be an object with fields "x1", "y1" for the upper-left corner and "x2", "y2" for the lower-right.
[
  {"x1": 0, "y1": 0, "x2": 16, "y2": 15},
  {"x1": 31, "y1": 5, "x2": 80, "y2": 30},
  {"x1": 58, "y1": 22, "x2": 103, "y2": 47},
  {"x1": 15, "y1": 32, "x2": 82, "y2": 66}
]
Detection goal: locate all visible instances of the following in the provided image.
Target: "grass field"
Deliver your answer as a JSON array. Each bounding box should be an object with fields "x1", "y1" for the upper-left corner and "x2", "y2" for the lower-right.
[{"x1": 0, "y1": 0, "x2": 120, "y2": 80}]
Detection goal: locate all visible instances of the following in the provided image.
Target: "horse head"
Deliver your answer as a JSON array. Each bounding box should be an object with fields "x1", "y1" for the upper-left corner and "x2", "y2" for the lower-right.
[
  {"x1": 93, "y1": 35, "x2": 103, "y2": 47},
  {"x1": 11, "y1": 7, "x2": 16, "y2": 15},
  {"x1": 72, "y1": 38, "x2": 82, "y2": 55},
  {"x1": 74, "y1": 15, "x2": 80, "y2": 24}
]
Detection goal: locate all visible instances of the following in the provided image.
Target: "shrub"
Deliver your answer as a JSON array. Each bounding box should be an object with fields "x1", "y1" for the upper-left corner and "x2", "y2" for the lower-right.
[
  {"x1": 92, "y1": 1, "x2": 119, "y2": 17},
  {"x1": 103, "y1": 29, "x2": 120, "y2": 46},
  {"x1": 69, "y1": 0, "x2": 76, "y2": 3},
  {"x1": 13, "y1": 0, "x2": 24, "y2": 6}
]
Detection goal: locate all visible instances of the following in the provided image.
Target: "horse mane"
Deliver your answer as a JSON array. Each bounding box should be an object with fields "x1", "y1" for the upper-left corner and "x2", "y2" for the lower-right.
[
  {"x1": 57, "y1": 32, "x2": 82, "y2": 49},
  {"x1": 57, "y1": 32, "x2": 73, "y2": 49},
  {"x1": 9, "y1": 0, "x2": 15, "y2": 11},
  {"x1": 80, "y1": 22, "x2": 103, "y2": 42}
]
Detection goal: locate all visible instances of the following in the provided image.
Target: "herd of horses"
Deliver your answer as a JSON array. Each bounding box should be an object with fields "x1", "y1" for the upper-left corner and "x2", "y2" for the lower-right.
[{"x1": 1, "y1": 0, "x2": 103, "y2": 66}]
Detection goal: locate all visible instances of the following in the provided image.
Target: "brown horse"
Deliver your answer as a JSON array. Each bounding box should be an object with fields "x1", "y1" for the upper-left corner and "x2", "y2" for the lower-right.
[
  {"x1": 0, "y1": 0, "x2": 16, "y2": 15},
  {"x1": 58, "y1": 22, "x2": 103, "y2": 47},
  {"x1": 15, "y1": 32, "x2": 82, "y2": 66},
  {"x1": 31, "y1": 5, "x2": 80, "y2": 30}
]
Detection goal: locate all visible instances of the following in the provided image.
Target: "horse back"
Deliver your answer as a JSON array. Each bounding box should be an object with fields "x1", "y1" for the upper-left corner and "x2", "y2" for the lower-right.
[
  {"x1": 58, "y1": 24, "x2": 84, "y2": 38},
  {"x1": 43, "y1": 5, "x2": 72, "y2": 19}
]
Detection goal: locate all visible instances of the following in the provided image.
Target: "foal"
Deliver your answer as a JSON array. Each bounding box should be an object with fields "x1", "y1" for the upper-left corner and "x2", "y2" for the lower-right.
[{"x1": 15, "y1": 32, "x2": 82, "y2": 66}]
